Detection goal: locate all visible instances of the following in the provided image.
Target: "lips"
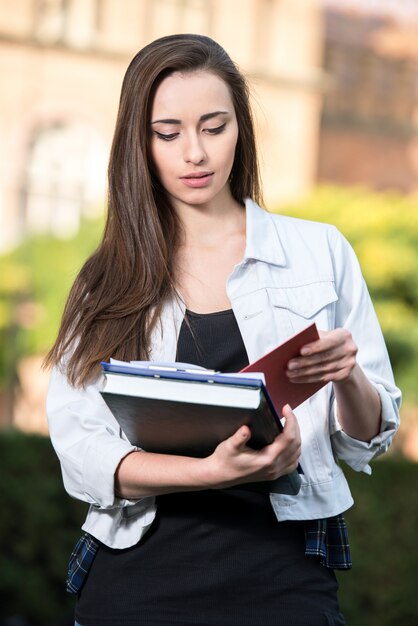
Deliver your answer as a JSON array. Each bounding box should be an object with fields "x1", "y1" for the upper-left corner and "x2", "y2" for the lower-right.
[
  {"x1": 181, "y1": 171, "x2": 213, "y2": 179},
  {"x1": 180, "y1": 171, "x2": 214, "y2": 188}
]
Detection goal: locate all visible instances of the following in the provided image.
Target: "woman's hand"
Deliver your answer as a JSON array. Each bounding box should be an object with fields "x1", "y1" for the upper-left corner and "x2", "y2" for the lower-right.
[
  {"x1": 286, "y1": 327, "x2": 382, "y2": 442},
  {"x1": 286, "y1": 328, "x2": 358, "y2": 384},
  {"x1": 203, "y1": 405, "x2": 301, "y2": 489},
  {"x1": 115, "y1": 407, "x2": 301, "y2": 499}
]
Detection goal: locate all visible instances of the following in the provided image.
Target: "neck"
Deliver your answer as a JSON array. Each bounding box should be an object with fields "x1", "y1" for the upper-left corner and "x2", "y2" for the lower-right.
[{"x1": 175, "y1": 190, "x2": 246, "y2": 248}]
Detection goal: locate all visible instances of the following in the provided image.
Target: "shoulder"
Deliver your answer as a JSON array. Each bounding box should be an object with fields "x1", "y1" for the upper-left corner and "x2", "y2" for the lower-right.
[
  {"x1": 245, "y1": 199, "x2": 354, "y2": 275},
  {"x1": 274, "y1": 213, "x2": 357, "y2": 278},
  {"x1": 246, "y1": 198, "x2": 339, "y2": 242},
  {"x1": 269, "y1": 210, "x2": 340, "y2": 244}
]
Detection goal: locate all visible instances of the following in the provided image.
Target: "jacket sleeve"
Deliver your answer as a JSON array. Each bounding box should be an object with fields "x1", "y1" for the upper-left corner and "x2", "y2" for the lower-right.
[
  {"x1": 46, "y1": 365, "x2": 141, "y2": 509},
  {"x1": 327, "y1": 227, "x2": 401, "y2": 474}
]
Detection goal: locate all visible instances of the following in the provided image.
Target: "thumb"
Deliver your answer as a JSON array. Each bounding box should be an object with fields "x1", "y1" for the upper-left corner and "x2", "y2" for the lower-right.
[
  {"x1": 230, "y1": 424, "x2": 251, "y2": 450},
  {"x1": 281, "y1": 404, "x2": 296, "y2": 429},
  {"x1": 282, "y1": 403, "x2": 294, "y2": 420},
  {"x1": 281, "y1": 404, "x2": 300, "y2": 437}
]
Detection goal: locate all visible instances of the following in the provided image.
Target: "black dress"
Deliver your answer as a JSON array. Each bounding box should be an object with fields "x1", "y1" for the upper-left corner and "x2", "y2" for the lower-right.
[{"x1": 75, "y1": 310, "x2": 345, "y2": 626}]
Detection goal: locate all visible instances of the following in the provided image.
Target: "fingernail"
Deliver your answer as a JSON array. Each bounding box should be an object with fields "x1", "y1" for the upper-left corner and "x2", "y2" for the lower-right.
[{"x1": 300, "y1": 347, "x2": 311, "y2": 355}]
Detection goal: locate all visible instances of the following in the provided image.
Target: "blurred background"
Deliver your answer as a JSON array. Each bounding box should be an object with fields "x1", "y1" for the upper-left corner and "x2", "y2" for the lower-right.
[{"x1": 0, "y1": 1, "x2": 417, "y2": 624}]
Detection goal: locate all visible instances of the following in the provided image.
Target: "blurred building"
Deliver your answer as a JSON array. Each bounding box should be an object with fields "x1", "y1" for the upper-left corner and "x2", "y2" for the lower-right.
[
  {"x1": 0, "y1": 0, "x2": 324, "y2": 432},
  {"x1": 318, "y1": 4, "x2": 418, "y2": 192},
  {"x1": 0, "y1": 0, "x2": 324, "y2": 255},
  {"x1": 1, "y1": 1, "x2": 418, "y2": 460}
]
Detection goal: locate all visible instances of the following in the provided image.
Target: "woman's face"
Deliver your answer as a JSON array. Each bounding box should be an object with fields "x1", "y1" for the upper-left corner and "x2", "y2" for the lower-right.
[{"x1": 150, "y1": 70, "x2": 239, "y2": 212}]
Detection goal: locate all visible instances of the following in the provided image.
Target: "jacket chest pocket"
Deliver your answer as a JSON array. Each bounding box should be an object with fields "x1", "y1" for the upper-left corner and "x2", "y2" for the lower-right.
[{"x1": 266, "y1": 282, "x2": 338, "y2": 337}]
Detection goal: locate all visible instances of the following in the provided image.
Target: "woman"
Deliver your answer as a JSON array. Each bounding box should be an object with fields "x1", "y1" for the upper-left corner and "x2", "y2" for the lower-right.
[{"x1": 46, "y1": 34, "x2": 401, "y2": 626}]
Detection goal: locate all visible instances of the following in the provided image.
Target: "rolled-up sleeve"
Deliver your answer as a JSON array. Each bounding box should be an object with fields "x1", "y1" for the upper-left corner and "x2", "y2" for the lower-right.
[
  {"x1": 328, "y1": 228, "x2": 402, "y2": 473},
  {"x1": 330, "y1": 380, "x2": 400, "y2": 474},
  {"x1": 46, "y1": 366, "x2": 140, "y2": 509}
]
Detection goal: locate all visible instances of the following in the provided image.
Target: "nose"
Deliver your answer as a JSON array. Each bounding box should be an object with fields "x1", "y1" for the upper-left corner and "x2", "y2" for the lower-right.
[{"x1": 183, "y1": 131, "x2": 206, "y2": 165}]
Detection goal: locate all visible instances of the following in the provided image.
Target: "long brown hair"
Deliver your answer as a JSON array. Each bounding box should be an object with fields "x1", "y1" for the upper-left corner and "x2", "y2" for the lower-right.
[{"x1": 45, "y1": 34, "x2": 262, "y2": 386}]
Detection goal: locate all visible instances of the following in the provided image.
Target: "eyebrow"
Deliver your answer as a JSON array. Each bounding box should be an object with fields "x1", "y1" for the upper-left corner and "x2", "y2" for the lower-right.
[{"x1": 151, "y1": 110, "x2": 229, "y2": 125}]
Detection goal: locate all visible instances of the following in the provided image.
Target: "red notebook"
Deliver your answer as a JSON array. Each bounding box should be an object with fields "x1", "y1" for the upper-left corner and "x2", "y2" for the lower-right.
[{"x1": 241, "y1": 323, "x2": 326, "y2": 412}]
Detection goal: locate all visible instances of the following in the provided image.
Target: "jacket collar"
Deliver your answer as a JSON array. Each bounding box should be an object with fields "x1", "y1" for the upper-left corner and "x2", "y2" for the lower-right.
[{"x1": 243, "y1": 198, "x2": 286, "y2": 267}]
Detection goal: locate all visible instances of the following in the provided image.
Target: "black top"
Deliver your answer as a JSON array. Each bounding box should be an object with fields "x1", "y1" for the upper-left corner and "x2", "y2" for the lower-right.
[
  {"x1": 75, "y1": 310, "x2": 342, "y2": 626},
  {"x1": 176, "y1": 308, "x2": 250, "y2": 372}
]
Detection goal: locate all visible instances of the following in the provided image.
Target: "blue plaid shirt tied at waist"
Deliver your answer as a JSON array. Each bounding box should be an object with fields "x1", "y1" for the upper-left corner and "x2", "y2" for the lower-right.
[{"x1": 66, "y1": 514, "x2": 352, "y2": 594}]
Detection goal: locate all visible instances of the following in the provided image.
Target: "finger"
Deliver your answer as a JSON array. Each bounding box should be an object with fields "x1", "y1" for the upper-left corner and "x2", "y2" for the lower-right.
[
  {"x1": 280, "y1": 406, "x2": 301, "y2": 462},
  {"x1": 288, "y1": 357, "x2": 348, "y2": 377},
  {"x1": 288, "y1": 340, "x2": 340, "y2": 369},
  {"x1": 281, "y1": 405, "x2": 300, "y2": 439},
  {"x1": 286, "y1": 364, "x2": 349, "y2": 384},
  {"x1": 288, "y1": 348, "x2": 342, "y2": 370},
  {"x1": 288, "y1": 342, "x2": 357, "y2": 377},
  {"x1": 282, "y1": 403, "x2": 294, "y2": 420},
  {"x1": 299, "y1": 329, "x2": 347, "y2": 356},
  {"x1": 229, "y1": 424, "x2": 252, "y2": 451}
]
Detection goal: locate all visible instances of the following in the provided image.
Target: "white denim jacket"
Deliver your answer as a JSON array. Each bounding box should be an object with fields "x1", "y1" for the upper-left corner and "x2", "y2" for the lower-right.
[{"x1": 47, "y1": 199, "x2": 401, "y2": 549}]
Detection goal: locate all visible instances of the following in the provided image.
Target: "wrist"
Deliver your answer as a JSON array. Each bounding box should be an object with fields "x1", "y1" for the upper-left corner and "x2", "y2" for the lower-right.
[{"x1": 194, "y1": 455, "x2": 222, "y2": 489}]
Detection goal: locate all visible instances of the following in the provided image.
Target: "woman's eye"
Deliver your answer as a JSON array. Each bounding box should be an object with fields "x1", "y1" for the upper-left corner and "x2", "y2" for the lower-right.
[
  {"x1": 154, "y1": 131, "x2": 178, "y2": 141},
  {"x1": 205, "y1": 123, "x2": 226, "y2": 135}
]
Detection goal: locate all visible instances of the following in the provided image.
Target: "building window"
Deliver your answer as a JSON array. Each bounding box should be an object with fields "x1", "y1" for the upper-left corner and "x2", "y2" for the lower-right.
[
  {"x1": 21, "y1": 122, "x2": 106, "y2": 238},
  {"x1": 33, "y1": 0, "x2": 69, "y2": 44},
  {"x1": 145, "y1": 0, "x2": 212, "y2": 40},
  {"x1": 33, "y1": 0, "x2": 102, "y2": 48}
]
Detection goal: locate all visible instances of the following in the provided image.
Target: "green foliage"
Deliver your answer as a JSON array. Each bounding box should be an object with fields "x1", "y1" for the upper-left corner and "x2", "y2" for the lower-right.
[
  {"x1": 338, "y1": 461, "x2": 418, "y2": 626},
  {"x1": 1, "y1": 185, "x2": 417, "y2": 403},
  {"x1": 276, "y1": 186, "x2": 418, "y2": 401},
  {"x1": 0, "y1": 431, "x2": 87, "y2": 626},
  {"x1": 1, "y1": 432, "x2": 417, "y2": 625},
  {"x1": 0, "y1": 217, "x2": 103, "y2": 388}
]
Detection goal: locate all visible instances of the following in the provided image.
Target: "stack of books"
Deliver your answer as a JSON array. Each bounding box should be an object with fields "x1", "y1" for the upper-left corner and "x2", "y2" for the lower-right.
[{"x1": 101, "y1": 323, "x2": 324, "y2": 495}]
